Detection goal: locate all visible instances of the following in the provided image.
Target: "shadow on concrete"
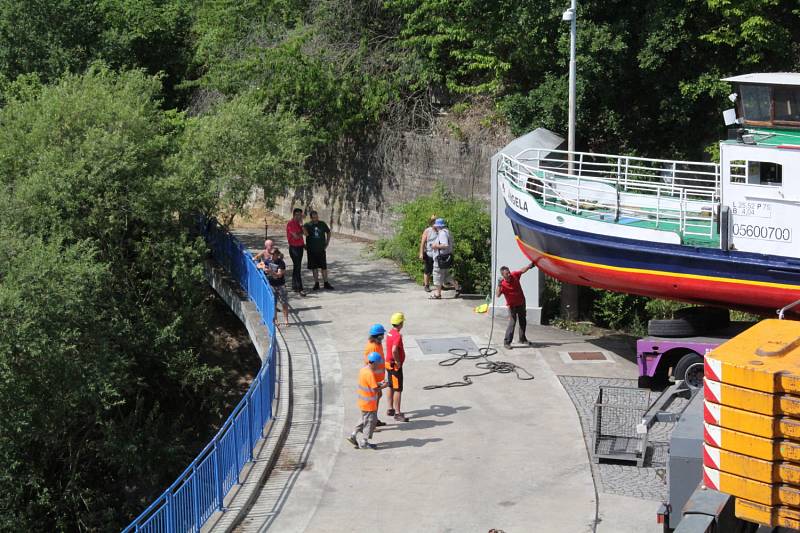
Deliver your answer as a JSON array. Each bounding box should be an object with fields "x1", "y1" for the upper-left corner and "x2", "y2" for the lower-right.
[
  {"x1": 319, "y1": 259, "x2": 410, "y2": 295},
  {"x1": 377, "y1": 437, "x2": 444, "y2": 449},
  {"x1": 526, "y1": 340, "x2": 575, "y2": 349},
  {"x1": 378, "y1": 419, "x2": 454, "y2": 432},
  {"x1": 588, "y1": 333, "x2": 637, "y2": 365},
  {"x1": 405, "y1": 404, "x2": 471, "y2": 418},
  {"x1": 297, "y1": 319, "x2": 333, "y2": 327},
  {"x1": 290, "y1": 305, "x2": 323, "y2": 313}
]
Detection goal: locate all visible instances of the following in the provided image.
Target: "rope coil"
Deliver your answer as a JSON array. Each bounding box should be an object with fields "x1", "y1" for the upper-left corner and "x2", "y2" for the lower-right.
[{"x1": 422, "y1": 347, "x2": 534, "y2": 389}]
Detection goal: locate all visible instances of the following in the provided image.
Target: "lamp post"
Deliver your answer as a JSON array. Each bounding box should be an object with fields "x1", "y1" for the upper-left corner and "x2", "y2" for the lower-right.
[
  {"x1": 562, "y1": 0, "x2": 577, "y2": 166},
  {"x1": 561, "y1": 0, "x2": 579, "y2": 320}
]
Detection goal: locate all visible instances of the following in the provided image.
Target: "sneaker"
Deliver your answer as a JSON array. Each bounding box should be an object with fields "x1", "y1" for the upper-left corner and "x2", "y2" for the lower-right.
[
  {"x1": 424, "y1": 285, "x2": 431, "y2": 293},
  {"x1": 324, "y1": 282, "x2": 334, "y2": 290},
  {"x1": 519, "y1": 337, "x2": 529, "y2": 344},
  {"x1": 504, "y1": 343, "x2": 513, "y2": 350},
  {"x1": 360, "y1": 442, "x2": 378, "y2": 450},
  {"x1": 394, "y1": 413, "x2": 409, "y2": 422},
  {"x1": 312, "y1": 282, "x2": 320, "y2": 291},
  {"x1": 386, "y1": 409, "x2": 395, "y2": 417},
  {"x1": 346, "y1": 435, "x2": 358, "y2": 448},
  {"x1": 298, "y1": 290, "x2": 307, "y2": 297},
  {"x1": 376, "y1": 419, "x2": 387, "y2": 427}
]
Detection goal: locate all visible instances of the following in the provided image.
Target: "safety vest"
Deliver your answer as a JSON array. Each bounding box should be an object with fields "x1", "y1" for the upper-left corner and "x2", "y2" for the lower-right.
[
  {"x1": 357, "y1": 366, "x2": 378, "y2": 412},
  {"x1": 363, "y1": 341, "x2": 386, "y2": 381}
]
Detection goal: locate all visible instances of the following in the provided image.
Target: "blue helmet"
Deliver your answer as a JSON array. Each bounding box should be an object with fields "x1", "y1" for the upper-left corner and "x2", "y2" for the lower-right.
[
  {"x1": 434, "y1": 218, "x2": 446, "y2": 227},
  {"x1": 369, "y1": 324, "x2": 386, "y2": 336},
  {"x1": 368, "y1": 352, "x2": 382, "y2": 363}
]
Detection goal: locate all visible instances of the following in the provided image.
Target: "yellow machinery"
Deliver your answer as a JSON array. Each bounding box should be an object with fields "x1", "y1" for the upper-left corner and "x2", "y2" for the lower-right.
[{"x1": 703, "y1": 319, "x2": 800, "y2": 529}]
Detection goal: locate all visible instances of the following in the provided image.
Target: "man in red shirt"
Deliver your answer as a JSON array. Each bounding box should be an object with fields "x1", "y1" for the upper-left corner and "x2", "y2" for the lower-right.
[
  {"x1": 496, "y1": 263, "x2": 535, "y2": 349},
  {"x1": 286, "y1": 208, "x2": 307, "y2": 296},
  {"x1": 384, "y1": 312, "x2": 409, "y2": 422}
]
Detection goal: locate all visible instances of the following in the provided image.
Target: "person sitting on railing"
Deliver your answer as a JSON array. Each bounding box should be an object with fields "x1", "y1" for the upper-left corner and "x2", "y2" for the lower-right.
[{"x1": 266, "y1": 247, "x2": 290, "y2": 327}]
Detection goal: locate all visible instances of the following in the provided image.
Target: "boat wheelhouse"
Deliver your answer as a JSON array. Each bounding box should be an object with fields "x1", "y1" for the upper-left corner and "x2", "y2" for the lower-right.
[{"x1": 498, "y1": 73, "x2": 800, "y2": 315}]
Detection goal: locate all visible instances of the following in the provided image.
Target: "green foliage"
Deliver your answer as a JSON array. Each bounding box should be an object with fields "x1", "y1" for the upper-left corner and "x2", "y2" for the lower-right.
[
  {"x1": 590, "y1": 288, "x2": 648, "y2": 332},
  {"x1": 376, "y1": 187, "x2": 491, "y2": 293},
  {"x1": 0, "y1": 67, "x2": 234, "y2": 530},
  {"x1": 172, "y1": 91, "x2": 312, "y2": 223}
]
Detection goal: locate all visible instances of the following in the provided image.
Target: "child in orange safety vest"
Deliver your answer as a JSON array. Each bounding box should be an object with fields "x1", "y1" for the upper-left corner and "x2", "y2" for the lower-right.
[
  {"x1": 347, "y1": 352, "x2": 388, "y2": 449},
  {"x1": 363, "y1": 324, "x2": 387, "y2": 427}
]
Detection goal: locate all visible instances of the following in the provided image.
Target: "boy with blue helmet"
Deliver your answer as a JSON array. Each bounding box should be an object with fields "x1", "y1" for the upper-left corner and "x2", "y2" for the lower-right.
[{"x1": 364, "y1": 324, "x2": 387, "y2": 426}]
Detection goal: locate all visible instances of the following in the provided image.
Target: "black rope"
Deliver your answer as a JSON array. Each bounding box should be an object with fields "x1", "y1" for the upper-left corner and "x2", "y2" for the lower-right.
[{"x1": 422, "y1": 347, "x2": 534, "y2": 389}]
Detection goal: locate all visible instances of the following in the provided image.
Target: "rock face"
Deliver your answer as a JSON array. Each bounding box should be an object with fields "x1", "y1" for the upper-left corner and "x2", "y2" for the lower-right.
[{"x1": 271, "y1": 131, "x2": 500, "y2": 240}]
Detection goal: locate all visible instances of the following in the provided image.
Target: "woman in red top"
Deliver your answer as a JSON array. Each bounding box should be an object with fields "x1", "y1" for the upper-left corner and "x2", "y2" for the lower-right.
[
  {"x1": 286, "y1": 208, "x2": 307, "y2": 296},
  {"x1": 496, "y1": 263, "x2": 535, "y2": 349}
]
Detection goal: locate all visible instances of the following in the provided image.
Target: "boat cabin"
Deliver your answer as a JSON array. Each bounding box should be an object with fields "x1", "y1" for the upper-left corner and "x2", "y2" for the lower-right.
[{"x1": 720, "y1": 73, "x2": 800, "y2": 258}]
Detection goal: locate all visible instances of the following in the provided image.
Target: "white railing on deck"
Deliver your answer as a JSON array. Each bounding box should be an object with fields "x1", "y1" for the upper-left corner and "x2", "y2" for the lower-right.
[{"x1": 498, "y1": 149, "x2": 722, "y2": 242}]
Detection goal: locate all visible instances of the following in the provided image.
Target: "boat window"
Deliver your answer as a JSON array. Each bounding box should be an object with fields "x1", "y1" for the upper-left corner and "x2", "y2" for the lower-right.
[
  {"x1": 741, "y1": 85, "x2": 771, "y2": 122},
  {"x1": 775, "y1": 87, "x2": 800, "y2": 122},
  {"x1": 729, "y1": 160, "x2": 746, "y2": 183},
  {"x1": 746, "y1": 160, "x2": 782, "y2": 186}
]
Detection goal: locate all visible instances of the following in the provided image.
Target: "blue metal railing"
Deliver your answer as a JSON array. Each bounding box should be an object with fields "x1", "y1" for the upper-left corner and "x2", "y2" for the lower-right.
[{"x1": 122, "y1": 220, "x2": 277, "y2": 533}]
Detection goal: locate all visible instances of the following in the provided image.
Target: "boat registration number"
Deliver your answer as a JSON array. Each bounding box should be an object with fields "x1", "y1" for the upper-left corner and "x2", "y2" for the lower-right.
[{"x1": 732, "y1": 223, "x2": 792, "y2": 242}]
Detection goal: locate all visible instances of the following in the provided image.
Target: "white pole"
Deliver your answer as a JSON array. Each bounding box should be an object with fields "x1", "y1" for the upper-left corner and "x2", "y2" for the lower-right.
[{"x1": 567, "y1": 0, "x2": 577, "y2": 172}]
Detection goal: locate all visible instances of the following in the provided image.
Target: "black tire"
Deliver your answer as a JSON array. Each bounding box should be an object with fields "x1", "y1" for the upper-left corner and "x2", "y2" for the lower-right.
[
  {"x1": 647, "y1": 307, "x2": 730, "y2": 337},
  {"x1": 673, "y1": 352, "x2": 704, "y2": 389},
  {"x1": 674, "y1": 306, "x2": 730, "y2": 330}
]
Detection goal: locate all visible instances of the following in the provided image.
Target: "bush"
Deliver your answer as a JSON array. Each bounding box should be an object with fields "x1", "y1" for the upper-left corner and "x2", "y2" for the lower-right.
[{"x1": 376, "y1": 186, "x2": 491, "y2": 293}]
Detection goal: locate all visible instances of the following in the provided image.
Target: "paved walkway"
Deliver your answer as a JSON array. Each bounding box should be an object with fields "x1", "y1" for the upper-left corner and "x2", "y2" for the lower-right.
[{"x1": 232, "y1": 228, "x2": 660, "y2": 533}]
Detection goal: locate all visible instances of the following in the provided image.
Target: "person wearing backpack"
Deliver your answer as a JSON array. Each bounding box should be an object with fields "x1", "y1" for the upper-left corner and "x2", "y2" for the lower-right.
[{"x1": 429, "y1": 218, "x2": 461, "y2": 300}]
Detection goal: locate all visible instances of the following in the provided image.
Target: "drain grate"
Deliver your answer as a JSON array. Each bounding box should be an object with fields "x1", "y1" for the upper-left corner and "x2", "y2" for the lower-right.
[
  {"x1": 568, "y1": 351, "x2": 607, "y2": 361},
  {"x1": 416, "y1": 336, "x2": 479, "y2": 355}
]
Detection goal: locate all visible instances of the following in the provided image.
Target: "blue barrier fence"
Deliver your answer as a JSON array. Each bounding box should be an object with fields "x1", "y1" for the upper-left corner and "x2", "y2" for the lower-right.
[{"x1": 122, "y1": 220, "x2": 278, "y2": 533}]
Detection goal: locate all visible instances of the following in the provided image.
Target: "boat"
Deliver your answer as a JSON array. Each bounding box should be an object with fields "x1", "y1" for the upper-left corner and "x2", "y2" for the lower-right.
[{"x1": 497, "y1": 73, "x2": 800, "y2": 315}]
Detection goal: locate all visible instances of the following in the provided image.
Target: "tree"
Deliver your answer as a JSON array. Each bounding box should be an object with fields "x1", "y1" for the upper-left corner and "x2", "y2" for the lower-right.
[
  {"x1": 173, "y1": 91, "x2": 312, "y2": 225},
  {"x1": 0, "y1": 66, "x2": 227, "y2": 530}
]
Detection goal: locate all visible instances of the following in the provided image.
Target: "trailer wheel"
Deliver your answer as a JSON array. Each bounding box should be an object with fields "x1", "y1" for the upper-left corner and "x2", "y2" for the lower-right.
[{"x1": 673, "y1": 352, "x2": 704, "y2": 389}]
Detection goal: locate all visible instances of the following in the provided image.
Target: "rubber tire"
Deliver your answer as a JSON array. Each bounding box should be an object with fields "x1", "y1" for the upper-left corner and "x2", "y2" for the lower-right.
[
  {"x1": 647, "y1": 307, "x2": 730, "y2": 337},
  {"x1": 673, "y1": 352, "x2": 704, "y2": 389},
  {"x1": 674, "y1": 306, "x2": 730, "y2": 330}
]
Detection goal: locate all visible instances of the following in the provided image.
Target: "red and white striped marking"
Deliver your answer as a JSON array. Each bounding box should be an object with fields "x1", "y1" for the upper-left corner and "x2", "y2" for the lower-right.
[
  {"x1": 703, "y1": 465, "x2": 721, "y2": 490},
  {"x1": 704, "y1": 400, "x2": 722, "y2": 425},
  {"x1": 705, "y1": 357, "x2": 723, "y2": 382},
  {"x1": 703, "y1": 443, "x2": 721, "y2": 470},
  {"x1": 704, "y1": 422, "x2": 722, "y2": 448},
  {"x1": 704, "y1": 378, "x2": 721, "y2": 404}
]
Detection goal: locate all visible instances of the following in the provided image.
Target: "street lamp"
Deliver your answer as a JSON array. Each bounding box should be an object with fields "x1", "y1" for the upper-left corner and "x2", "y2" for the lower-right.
[{"x1": 562, "y1": 0, "x2": 577, "y2": 171}]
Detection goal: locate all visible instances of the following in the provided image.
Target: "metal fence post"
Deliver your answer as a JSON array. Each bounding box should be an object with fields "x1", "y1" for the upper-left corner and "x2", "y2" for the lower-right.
[
  {"x1": 192, "y1": 468, "x2": 201, "y2": 533},
  {"x1": 214, "y1": 441, "x2": 224, "y2": 511},
  {"x1": 166, "y1": 491, "x2": 175, "y2": 533}
]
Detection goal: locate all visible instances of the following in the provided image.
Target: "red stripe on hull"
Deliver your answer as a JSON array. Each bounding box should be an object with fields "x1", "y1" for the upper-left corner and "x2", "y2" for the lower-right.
[{"x1": 517, "y1": 240, "x2": 800, "y2": 312}]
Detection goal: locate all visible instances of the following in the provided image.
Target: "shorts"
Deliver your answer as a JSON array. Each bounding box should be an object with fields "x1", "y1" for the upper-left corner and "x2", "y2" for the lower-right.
[
  {"x1": 307, "y1": 249, "x2": 327, "y2": 270},
  {"x1": 387, "y1": 367, "x2": 403, "y2": 392},
  {"x1": 272, "y1": 284, "x2": 288, "y2": 305},
  {"x1": 433, "y1": 264, "x2": 453, "y2": 287},
  {"x1": 423, "y1": 254, "x2": 434, "y2": 275}
]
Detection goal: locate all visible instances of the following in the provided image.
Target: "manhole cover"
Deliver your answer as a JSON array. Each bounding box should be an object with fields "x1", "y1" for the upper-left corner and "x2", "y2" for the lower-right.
[
  {"x1": 568, "y1": 351, "x2": 606, "y2": 361},
  {"x1": 416, "y1": 337, "x2": 479, "y2": 355}
]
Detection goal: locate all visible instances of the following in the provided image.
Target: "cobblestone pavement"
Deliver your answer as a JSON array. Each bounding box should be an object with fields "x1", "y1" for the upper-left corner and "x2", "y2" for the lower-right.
[{"x1": 558, "y1": 376, "x2": 687, "y2": 501}]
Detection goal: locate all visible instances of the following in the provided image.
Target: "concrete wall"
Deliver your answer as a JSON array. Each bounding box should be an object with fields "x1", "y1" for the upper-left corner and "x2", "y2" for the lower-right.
[{"x1": 271, "y1": 132, "x2": 500, "y2": 240}]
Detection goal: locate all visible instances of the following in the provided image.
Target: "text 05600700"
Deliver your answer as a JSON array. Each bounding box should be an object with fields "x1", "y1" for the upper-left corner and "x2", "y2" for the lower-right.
[{"x1": 732, "y1": 224, "x2": 791, "y2": 242}]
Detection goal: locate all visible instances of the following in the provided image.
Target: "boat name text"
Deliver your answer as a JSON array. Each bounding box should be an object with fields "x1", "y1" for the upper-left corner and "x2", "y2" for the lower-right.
[
  {"x1": 503, "y1": 182, "x2": 529, "y2": 213},
  {"x1": 732, "y1": 223, "x2": 791, "y2": 242}
]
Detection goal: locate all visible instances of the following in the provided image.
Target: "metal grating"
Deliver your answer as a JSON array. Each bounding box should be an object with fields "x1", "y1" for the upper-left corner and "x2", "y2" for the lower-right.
[{"x1": 568, "y1": 351, "x2": 606, "y2": 361}]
